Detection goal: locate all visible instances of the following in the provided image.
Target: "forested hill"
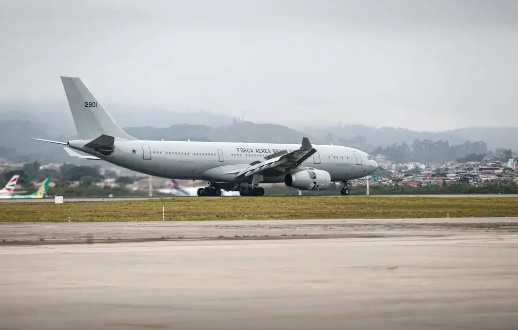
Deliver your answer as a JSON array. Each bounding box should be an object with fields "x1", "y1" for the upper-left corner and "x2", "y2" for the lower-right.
[{"x1": 0, "y1": 104, "x2": 517, "y2": 163}]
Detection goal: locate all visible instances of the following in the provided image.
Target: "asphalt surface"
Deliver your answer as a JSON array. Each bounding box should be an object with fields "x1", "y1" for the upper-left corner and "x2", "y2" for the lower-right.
[
  {"x1": 1, "y1": 218, "x2": 517, "y2": 244},
  {"x1": 1, "y1": 219, "x2": 518, "y2": 329}
]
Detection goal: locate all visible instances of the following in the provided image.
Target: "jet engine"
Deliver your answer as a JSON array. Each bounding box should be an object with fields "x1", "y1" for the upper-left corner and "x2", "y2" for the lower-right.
[{"x1": 284, "y1": 169, "x2": 331, "y2": 190}]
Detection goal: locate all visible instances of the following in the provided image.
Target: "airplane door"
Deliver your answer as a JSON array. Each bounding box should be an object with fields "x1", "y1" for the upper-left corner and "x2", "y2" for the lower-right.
[
  {"x1": 217, "y1": 149, "x2": 224, "y2": 162},
  {"x1": 313, "y1": 151, "x2": 321, "y2": 164},
  {"x1": 353, "y1": 151, "x2": 362, "y2": 165},
  {"x1": 142, "y1": 144, "x2": 151, "y2": 160}
]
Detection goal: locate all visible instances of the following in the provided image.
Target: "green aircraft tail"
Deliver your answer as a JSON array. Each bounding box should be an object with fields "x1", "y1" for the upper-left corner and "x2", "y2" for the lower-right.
[{"x1": 31, "y1": 178, "x2": 50, "y2": 198}]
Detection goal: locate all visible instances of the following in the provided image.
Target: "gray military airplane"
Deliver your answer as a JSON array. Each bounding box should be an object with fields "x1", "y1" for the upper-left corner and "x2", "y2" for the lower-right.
[{"x1": 35, "y1": 77, "x2": 378, "y2": 196}]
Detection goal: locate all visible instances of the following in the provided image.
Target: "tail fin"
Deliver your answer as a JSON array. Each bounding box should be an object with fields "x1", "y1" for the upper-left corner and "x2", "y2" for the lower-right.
[
  {"x1": 3, "y1": 175, "x2": 19, "y2": 193},
  {"x1": 32, "y1": 178, "x2": 50, "y2": 198},
  {"x1": 61, "y1": 77, "x2": 135, "y2": 140}
]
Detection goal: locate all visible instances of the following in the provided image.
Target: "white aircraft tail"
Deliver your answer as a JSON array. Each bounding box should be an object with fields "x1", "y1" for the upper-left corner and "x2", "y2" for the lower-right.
[
  {"x1": 61, "y1": 77, "x2": 135, "y2": 140},
  {"x1": 1, "y1": 175, "x2": 19, "y2": 193}
]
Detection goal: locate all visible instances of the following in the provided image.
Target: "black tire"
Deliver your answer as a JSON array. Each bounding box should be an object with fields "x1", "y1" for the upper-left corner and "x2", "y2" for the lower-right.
[
  {"x1": 239, "y1": 187, "x2": 247, "y2": 196},
  {"x1": 257, "y1": 187, "x2": 265, "y2": 196},
  {"x1": 340, "y1": 188, "x2": 350, "y2": 195},
  {"x1": 215, "y1": 188, "x2": 222, "y2": 196},
  {"x1": 197, "y1": 188, "x2": 204, "y2": 196}
]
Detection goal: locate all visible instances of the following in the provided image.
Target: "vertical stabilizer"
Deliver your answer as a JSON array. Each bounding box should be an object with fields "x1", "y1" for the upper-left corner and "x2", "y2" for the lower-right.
[
  {"x1": 2, "y1": 175, "x2": 19, "y2": 193},
  {"x1": 32, "y1": 178, "x2": 50, "y2": 198},
  {"x1": 61, "y1": 77, "x2": 135, "y2": 140}
]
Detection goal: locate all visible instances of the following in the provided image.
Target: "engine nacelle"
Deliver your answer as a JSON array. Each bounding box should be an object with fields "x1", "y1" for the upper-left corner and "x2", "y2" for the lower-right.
[{"x1": 284, "y1": 169, "x2": 332, "y2": 190}]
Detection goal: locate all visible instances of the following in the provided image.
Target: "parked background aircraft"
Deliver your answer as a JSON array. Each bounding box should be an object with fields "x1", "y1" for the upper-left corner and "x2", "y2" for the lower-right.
[
  {"x1": 0, "y1": 175, "x2": 19, "y2": 197},
  {"x1": 156, "y1": 179, "x2": 193, "y2": 196},
  {"x1": 7, "y1": 178, "x2": 50, "y2": 199},
  {"x1": 35, "y1": 77, "x2": 378, "y2": 196}
]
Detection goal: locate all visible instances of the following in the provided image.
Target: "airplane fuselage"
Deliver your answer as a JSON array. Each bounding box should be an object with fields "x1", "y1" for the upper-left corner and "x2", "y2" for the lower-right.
[{"x1": 69, "y1": 139, "x2": 378, "y2": 183}]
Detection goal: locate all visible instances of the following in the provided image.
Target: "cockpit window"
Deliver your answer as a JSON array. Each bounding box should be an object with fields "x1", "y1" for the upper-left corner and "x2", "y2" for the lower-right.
[{"x1": 367, "y1": 155, "x2": 374, "y2": 160}]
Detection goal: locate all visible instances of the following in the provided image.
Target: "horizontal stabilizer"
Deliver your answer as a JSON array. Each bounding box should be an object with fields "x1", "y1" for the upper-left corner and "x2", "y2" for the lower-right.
[
  {"x1": 31, "y1": 138, "x2": 67, "y2": 146},
  {"x1": 64, "y1": 147, "x2": 100, "y2": 160},
  {"x1": 84, "y1": 134, "x2": 115, "y2": 155}
]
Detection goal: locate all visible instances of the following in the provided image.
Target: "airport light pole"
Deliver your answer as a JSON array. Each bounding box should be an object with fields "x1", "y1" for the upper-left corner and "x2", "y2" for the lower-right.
[{"x1": 366, "y1": 176, "x2": 370, "y2": 196}]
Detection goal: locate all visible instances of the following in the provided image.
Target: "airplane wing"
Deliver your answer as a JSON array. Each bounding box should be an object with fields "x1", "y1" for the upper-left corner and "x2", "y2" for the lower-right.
[
  {"x1": 229, "y1": 137, "x2": 317, "y2": 178},
  {"x1": 64, "y1": 147, "x2": 101, "y2": 160}
]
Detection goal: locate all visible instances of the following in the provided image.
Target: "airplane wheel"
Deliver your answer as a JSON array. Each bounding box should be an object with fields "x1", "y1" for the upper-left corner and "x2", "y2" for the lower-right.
[
  {"x1": 197, "y1": 188, "x2": 204, "y2": 196},
  {"x1": 215, "y1": 188, "x2": 222, "y2": 196},
  {"x1": 239, "y1": 187, "x2": 247, "y2": 196},
  {"x1": 257, "y1": 187, "x2": 265, "y2": 196},
  {"x1": 340, "y1": 188, "x2": 350, "y2": 196}
]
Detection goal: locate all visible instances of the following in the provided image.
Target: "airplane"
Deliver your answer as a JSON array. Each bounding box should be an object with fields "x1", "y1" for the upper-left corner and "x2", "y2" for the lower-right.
[
  {"x1": 34, "y1": 77, "x2": 378, "y2": 196},
  {"x1": 0, "y1": 175, "x2": 20, "y2": 197},
  {"x1": 6, "y1": 178, "x2": 50, "y2": 199}
]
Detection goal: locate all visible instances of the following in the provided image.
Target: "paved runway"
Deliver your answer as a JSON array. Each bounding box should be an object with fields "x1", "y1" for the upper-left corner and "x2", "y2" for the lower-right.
[
  {"x1": 1, "y1": 219, "x2": 518, "y2": 330},
  {"x1": 1, "y1": 218, "x2": 517, "y2": 245}
]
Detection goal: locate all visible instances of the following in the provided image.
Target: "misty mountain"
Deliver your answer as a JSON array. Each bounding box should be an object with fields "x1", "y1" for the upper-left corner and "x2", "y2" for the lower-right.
[
  {"x1": 445, "y1": 127, "x2": 518, "y2": 151},
  {"x1": 0, "y1": 119, "x2": 75, "y2": 163},
  {"x1": 209, "y1": 122, "x2": 310, "y2": 144},
  {"x1": 126, "y1": 122, "x2": 312, "y2": 144},
  {"x1": 0, "y1": 116, "x2": 314, "y2": 163},
  {"x1": 307, "y1": 125, "x2": 462, "y2": 148},
  {"x1": 0, "y1": 101, "x2": 235, "y2": 130},
  {"x1": 307, "y1": 125, "x2": 516, "y2": 152},
  {"x1": 126, "y1": 125, "x2": 211, "y2": 141},
  {"x1": 1, "y1": 107, "x2": 518, "y2": 164}
]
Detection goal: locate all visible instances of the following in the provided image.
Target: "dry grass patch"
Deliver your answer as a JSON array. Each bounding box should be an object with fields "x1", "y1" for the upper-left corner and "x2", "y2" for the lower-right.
[{"x1": 1, "y1": 197, "x2": 518, "y2": 222}]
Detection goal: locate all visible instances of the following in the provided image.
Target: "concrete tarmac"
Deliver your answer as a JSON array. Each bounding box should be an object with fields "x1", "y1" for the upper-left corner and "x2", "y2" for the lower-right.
[
  {"x1": 1, "y1": 218, "x2": 518, "y2": 245},
  {"x1": 1, "y1": 219, "x2": 518, "y2": 330}
]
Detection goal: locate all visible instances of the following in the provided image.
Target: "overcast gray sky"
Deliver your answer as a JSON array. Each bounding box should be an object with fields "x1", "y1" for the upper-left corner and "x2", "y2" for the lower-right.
[{"x1": 0, "y1": 0, "x2": 517, "y2": 131}]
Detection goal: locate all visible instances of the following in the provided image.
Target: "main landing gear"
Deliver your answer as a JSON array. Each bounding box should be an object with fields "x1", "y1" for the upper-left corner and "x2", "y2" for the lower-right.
[
  {"x1": 340, "y1": 180, "x2": 350, "y2": 196},
  {"x1": 197, "y1": 186, "x2": 222, "y2": 196},
  {"x1": 239, "y1": 186, "x2": 265, "y2": 196}
]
